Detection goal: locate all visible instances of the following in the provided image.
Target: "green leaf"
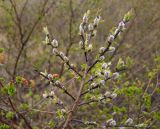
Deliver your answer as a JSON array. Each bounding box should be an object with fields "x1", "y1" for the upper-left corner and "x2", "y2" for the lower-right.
[
  {"x1": 153, "y1": 112, "x2": 160, "y2": 121},
  {"x1": 0, "y1": 48, "x2": 4, "y2": 53},
  {"x1": 144, "y1": 94, "x2": 151, "y2": 109},
  {"x1": 116, "y1": 58, "x2": 125, "y2": 69},
  {"x1": 5, "y1": 83, "x2": 16, "y2": 96},
  {"x1": 48, "y1": 121, "x2": 56, "y2": 128},
  {"x1": 124, "y1": 85, "x2": 142, "y2": 96},
  {"x1": 16, "y1": 76, "x2": 23, "y2": 84},
  {"x1": 126, "y1": 56, "x2": 134, "y2": 68},
  {"x1": 81, "y1": 63, "x2": 87, "y2": 69},
  {"x1": 43, "y1": 35, "x2": 49, "y2": 45},
  {"x1": 56, "y1": 109, "x2": 64, "y2": 119},
  {"x1": 33, "y1": 127, "x2": 39, "y2": 129},
  {"x1": 20, "y1": 103, "x2": 29, "y2": 110},
  {"x1": 124, "y1": 10, "x2": 133, "y2": 22},
  {"x1": 6, "y1": 111, "x2": 14, "y2": 120},
  {"x1": 0, "y1": 124, "x2": 10, "y2": 129}
]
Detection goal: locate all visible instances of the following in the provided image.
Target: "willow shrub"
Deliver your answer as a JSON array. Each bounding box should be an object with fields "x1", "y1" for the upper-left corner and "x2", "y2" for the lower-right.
[{"x1": 0, "y1": 10, "x2": 160, "y2": 129}]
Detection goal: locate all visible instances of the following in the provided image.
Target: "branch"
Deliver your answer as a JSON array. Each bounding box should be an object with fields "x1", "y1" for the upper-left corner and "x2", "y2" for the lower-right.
[
  {"x1": 81, "y1": 77, "x2": 111, "y2": 96},
  {"x1": 0, "y1": 81, "x2": 33, "y2": 129},
  {"x1": 62, "y1": 69, "x2": 87, "y2": 129},
  {"x1": 79, "y1": 96, "x2": 112, "y2": 106},
  {"x1": 35, "y1": 69, "x2": 76, "y2": 101},
  {"x1": 87, "y1": 20, "x2": 130, "y2": 73}
]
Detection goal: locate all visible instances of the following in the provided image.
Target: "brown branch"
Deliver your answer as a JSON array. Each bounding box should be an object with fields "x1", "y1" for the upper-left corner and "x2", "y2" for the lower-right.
[
  {"x1": 56, "y1": 52, "x2": 82, "y2": 77},
  {"x1": 35, "y1": 69, "x2": 76, "y2": 101},
  {"x1": 81, "y1": 77, "x2": 111, "y2": 96},
  {"x1": 79, "y1": 96, "x2": 112, "y2": 106},
  {"x1": 62, "y1": 69, "x2": 87, "y2": 129}
]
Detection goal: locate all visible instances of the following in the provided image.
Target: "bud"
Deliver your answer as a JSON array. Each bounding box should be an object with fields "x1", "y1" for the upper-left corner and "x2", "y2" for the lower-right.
[
  {"x1": 95, "y1": 71, "x2": 101, "y2": 76},
  {"x1": 89, "y1": 76, "x2": 93, "y2": 81},
  {"x1": 117, "y1": 58, "x2": 125, "y2": 69},
  {"x1": 91, "y1": 83, "x2": 97, "y2": 87},
  {"x1": 104, "y1": 70, "x2": 110, "y2": 78},
  {"x1": 43, "y1": 27, "x2": 49, "y2": 35},
  {"x1": 70, "y1": 64, "x2": 75, "y2": 68},
  {"x1": 87, "y1": 44, "x2": 93, "y2": 52},
  {"x1": 79, "y1": 23, "x2": 84, "y2": 35},
  {"x1": 102, "y1": 63, "x2": 108, "y2": 69},
  {"x1": 44, "y1": 36, "x2": 49, "y2": 45},
  {"x1": 50, "y1": 91, "x2": 55, "y2": 96},
  {"x1": 104, "y1": 91, "x2": 111, "y2": 97},
  {"x1": 112, "y1": 72, "x2": 119, "y2": 79},
  {"x1": 100, "y1": 80, "x2": 105, "y2": 85},
  {"x1": 79, "y1": 41, "x2": 84, "y2": 49},
  {"x1": 85, "y1": 121, "x2": 97, "y2": 125},
  {"x1": 110, "y1": 92, "x2": 117, "y2": 99},
  {"x1": 99, "y1": 47, "x2": 105, "y2": 54},
  {"x1": 112, "y1": 112, "x2": 116, "y2": 116},
  {"x1": 114, "y1": 28, "x2": 119, "y2": 35},
  {"x1": 43, "y1": 93, "x2": 48, "y2": 98},
  {"x1": 85, "y1": 38, "x2": 89, "y2": 45},
  {"x1": 109, "y1": 46, "x2": 115, "y2": 53},
  {"x1": 125, "y1": 118, "x2": 133, "y2": 125},
  {"x1": 106, "y1": 119, "x2": 116, "y2": 126},
  {"x1": 55, "y1": 80, "x2": 60, "y2": 85},
  {"x1": 123, "y1": 11, "x2": 132, "y2": 22},
  {"x1": 110, "y1": 120, "x2": 116, "y2": 126},
  {"x1": 107, "y1": 35, "x2": 114, "y2": 43},
  {"x1": 98, "y1": 95, "x2": 103, "y2": 100},
  {"x1": 61, "y1": 109, "x2": 66, "y2": 113},
  {"x1": 94, "y1": 16, "x2": 101, "y2": 26},
  {"x1": 48, "y1": 74, "x2": 53, "y2": 80},
  {"x1": 52, "y1": 48, "x2": 59, "y2": 55},
  {"x1": 88, "y1": 23, "x2": 94, "y2": 31},
  {"x1": 85, "y1": 34, "x2": 90, "y2": 41},
  {"x1": 51, "y1": 39, "x2": 58, "y2": 48},
  {"x1": 118, "y1": 21, "x2": 125, "y2": 31},
  {"x1": 59, "y1": 52, "x2": 65, "y2": 58},
  {"x1": 83, "y1": 12, "x2": 89, "y2": 23},
  {"x1": 63, "y1": 56, "x2": 69, "y2": 62},
  {"x1": 92, "y1": 30, "x2": 97, "y2": 36},
  {"x1": 99, "y1": 56, "x2": 105, "y2": 61}
]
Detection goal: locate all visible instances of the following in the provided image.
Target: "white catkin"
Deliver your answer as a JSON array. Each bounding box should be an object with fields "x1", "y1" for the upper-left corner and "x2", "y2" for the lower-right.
[
  {"x1": 107, "y1": 35, "x2": 114, "y2": 42},
  {"x1": 104, "y1": 91, "x2": 111, "y2": 97},
  {"x1": 110, "y1": 92, "x2": 117, "y2": 99},
  {"x1": 51, "y1": 39, "x2": 58, "y2": 48},
  {"x1": 125, "y1": 118, "x2": 133, "y2": 125}
]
